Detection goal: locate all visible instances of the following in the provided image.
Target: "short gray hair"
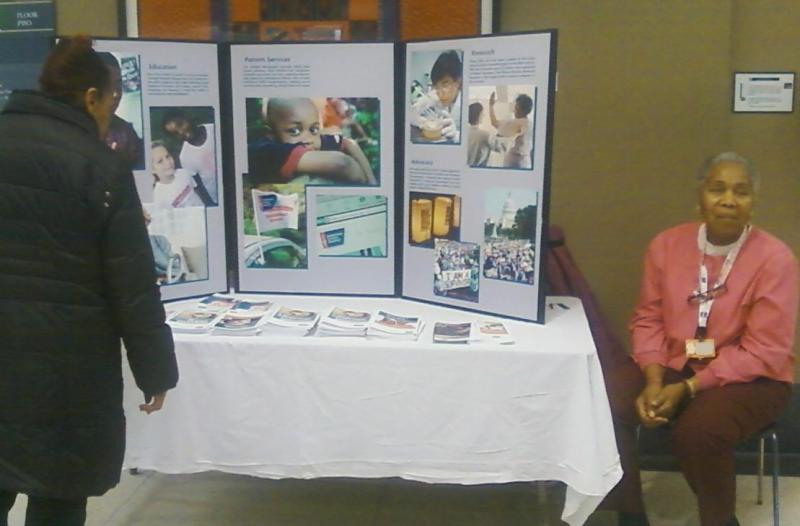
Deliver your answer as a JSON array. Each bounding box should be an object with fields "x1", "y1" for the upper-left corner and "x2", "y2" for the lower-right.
[{"x1": 696, "y1": 152, "x2": 759, "y2": 192}]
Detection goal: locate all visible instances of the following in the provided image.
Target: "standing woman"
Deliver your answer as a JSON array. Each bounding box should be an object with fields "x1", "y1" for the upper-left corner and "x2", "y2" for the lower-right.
[
  {"x1": 0, "y1": 37, "x2": 178, "y2": 525},
  {"x1": 603, "y1": 152, "x2": 798, "y2": 526}
]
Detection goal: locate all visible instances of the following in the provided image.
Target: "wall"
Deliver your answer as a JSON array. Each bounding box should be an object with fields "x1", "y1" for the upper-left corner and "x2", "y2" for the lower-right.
[
  {"x1": 56, "y1": 0, "x2": 119, "y2": 36},
  {"x1": 500, "y1": 0, "x2": 800, "y2": 364},
  {"x1": 138, "y1": 0, "x2": 212, "y2": 40},
  {"x1": 400, "y1": 0, "x2": 480, "y2": 40}
]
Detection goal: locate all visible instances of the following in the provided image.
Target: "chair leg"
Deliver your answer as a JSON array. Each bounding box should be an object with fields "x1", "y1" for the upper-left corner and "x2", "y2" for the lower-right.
[
  {"x1": 771, "y1": 431, "x2": 779, "y2": 526},
  {"x1": 757, "y1": 435, "x2": 764, "y2": 505}
]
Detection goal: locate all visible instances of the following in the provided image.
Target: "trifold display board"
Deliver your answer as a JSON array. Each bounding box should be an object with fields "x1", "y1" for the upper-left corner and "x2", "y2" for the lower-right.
[
  {"x1": 88, "y1": 31, "x2": 555, "y2": 323},
  {"x1": 92, "y1": 39, "x2": 228, "y2": 302}
]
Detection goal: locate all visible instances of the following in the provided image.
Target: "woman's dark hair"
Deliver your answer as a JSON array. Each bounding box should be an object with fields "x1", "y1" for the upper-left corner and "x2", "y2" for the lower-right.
[
  {"x1": 431, "y1": 50, "x2": 462, "y2": 84},
  {"x1": 96, "y1": 51, "x2": 121, "y2": 71},
  {"x1": 39, "y1": 36, "x2": 110, "y2": 107}
]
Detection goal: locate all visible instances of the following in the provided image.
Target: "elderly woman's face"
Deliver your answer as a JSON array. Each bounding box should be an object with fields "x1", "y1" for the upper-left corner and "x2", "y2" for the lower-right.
[{"x1": 699, "y1": 161, "x2": 754, "y2": 244}]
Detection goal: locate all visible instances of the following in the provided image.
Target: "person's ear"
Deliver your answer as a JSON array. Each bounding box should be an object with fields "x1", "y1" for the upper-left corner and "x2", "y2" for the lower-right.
[{"x1": 83, "y1": 87, "x2": 102, "y2": 114}]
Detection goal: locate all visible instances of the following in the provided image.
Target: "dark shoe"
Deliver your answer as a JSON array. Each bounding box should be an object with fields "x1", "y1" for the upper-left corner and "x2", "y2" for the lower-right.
[
  {"x1": 618, "y1": 511, "x2": 650, "y2": 526},
  {"x1": 724, "y1": 517, "x2": 741, "y2": 526}
]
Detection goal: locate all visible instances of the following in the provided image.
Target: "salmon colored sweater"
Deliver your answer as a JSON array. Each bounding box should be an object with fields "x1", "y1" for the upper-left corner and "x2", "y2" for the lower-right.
[{"x1": 631, "y1": 222, "x2": 799, "y2": 391}]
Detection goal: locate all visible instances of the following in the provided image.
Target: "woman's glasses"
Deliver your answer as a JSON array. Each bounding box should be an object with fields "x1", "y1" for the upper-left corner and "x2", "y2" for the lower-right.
[{"x1": 687, "y1": 284, "x2": 728, "y2": 304}]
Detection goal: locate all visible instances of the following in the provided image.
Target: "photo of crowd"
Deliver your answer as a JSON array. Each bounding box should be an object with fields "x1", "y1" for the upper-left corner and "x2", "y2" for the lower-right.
[
  {"x1": 246, "y1": 97, "x2": 379, "y2": 186},
  {"x1": 408, "y1": 49, "x2": 463, "y2": 145},
  {"x1": 467, "y1": 85, "x2": 535, "y2": 170},
  {"x1": 433, "y1": 239, "x2": 480, "y2": 303},
  {"x1": 147, "y1": 106, "x2": 219, "y2": 207},
  {"x1": 482, "y1": 187, "x2": 538, "y2": 286}
]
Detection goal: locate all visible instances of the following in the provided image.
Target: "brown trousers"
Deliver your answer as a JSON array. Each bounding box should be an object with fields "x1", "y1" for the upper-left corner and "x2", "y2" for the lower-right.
[{"x1": 601, "y1": 356, "x2": 791, "y2": 526}]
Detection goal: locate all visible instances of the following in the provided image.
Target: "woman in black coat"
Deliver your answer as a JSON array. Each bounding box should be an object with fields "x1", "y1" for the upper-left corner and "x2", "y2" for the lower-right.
[{"x1": 0, "y1": 37, "x2": 178, "y2": 526}]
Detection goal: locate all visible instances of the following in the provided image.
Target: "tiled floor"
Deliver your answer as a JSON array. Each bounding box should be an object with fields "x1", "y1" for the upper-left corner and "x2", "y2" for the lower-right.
[{"x1": 7, "y1": 470, "x2": 798, "y2": 525}]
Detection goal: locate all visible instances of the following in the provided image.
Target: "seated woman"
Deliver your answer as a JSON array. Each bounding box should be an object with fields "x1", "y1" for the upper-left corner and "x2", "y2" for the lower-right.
[{"x1": 603, "y1": 152, "x2": 798, "y2": 526}]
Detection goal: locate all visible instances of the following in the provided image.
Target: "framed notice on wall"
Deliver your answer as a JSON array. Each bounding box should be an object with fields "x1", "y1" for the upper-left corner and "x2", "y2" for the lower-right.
[{"x1": 733, "y1": 72, "x2": 795, "y2": 113}]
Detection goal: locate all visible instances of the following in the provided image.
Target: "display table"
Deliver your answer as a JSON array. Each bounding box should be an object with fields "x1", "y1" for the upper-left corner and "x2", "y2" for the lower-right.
[{"x1": 122, "y1": 295, "x2": 621, "y2": 526}]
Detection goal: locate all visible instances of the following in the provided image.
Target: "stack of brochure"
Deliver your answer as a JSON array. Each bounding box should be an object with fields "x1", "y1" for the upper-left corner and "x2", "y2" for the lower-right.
[
  {"x1": 432, "y1": 322, "x2": 473, "y2": 344},
  {"x1": 232, "y1": 299, "x2": 274, "y2": 315},
  {"x1": 261, "y1": 306, "x2": 320, "y2": 336},
  {"x1": 198, "y1": 294, "x2": 240, "y2": 312},
  {"x1": 366, "y1": 310, "x2": 424, "y2": 341},
  {"x1": 316, "y1": 307, "x2": 373, "y2": 337},
  {"x1": 474, "y1": 321, "x2": 515, "y2": 345},
  {"x1": 214, "y1": 301, "x2": 272, "y2": 336},
  {"x1": 167, "y1": 308, "x2": 224, "y2": 334}
]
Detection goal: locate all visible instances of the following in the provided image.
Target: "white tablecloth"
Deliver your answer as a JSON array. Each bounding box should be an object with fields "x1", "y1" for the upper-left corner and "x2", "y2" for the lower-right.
[{"x1": 123, "y1": 295, "x2": 621, "y2": 526}]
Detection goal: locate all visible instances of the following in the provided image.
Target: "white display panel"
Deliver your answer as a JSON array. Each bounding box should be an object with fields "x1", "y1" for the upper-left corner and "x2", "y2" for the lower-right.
[
  {"x1": 402, "y1": 32, "x2": 555, "y2": 323},
  {"x1": 230, "y1": 43, "x2": 396, "y2": 295},
  {"x1": 93, "y1": 39, "x2": 227, "y2": 302}
]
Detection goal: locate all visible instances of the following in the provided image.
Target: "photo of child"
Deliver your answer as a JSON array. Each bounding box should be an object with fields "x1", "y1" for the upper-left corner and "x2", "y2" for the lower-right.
[
  {"x1": 467, "y1": 85, "x2": 536, "y2": 169},
  {"x1": 150, "y1": 106, "x2": 219, "y2": 206},
  {"x1": 408, "y1": 191, "x2": 461, "y2": 248},
  {"x1": 149, "y1": 141, "x2": 206, "y2": 209},
  {"x1": 97, "y1": 52, "x2": 144, "y2": 171},
  {"x1": 408, "y1": 49, "x2": 463, "y2": 145},
  {"x1": 246, "y1": 97, "x2": 379, "y2": 186}
]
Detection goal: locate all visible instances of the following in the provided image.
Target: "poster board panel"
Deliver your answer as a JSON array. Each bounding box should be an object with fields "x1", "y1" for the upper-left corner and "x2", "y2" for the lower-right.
[
  {"x1": 92, "y1": 39, "x2": 228, "y2": 302},
  {"x1": 402, "y1": 32, "x2": 555, "y2": 323},
  {"x1": 230, "y1": 42, "x2": 396, "y2": 295}
]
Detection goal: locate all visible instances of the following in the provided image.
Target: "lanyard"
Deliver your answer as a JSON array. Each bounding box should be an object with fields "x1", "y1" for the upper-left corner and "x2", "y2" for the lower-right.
[{"x1": 695, "y1": 224, "x2": 750, "y2": 338}]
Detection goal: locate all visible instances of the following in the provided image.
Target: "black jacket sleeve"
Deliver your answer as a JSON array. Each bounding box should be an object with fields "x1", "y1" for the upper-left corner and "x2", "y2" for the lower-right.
[{"x1": 98, "y1": 162, "x2": 178, "y2": 397}]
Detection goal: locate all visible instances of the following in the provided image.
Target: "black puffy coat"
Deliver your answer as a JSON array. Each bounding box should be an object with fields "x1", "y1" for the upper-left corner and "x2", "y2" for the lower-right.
[{"x1": 0, "y1": 91, "x2": 178, "y2": 498}]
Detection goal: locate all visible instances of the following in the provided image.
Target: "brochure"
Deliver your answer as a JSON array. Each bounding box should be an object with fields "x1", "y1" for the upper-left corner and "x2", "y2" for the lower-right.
[
  {"x1": 367, "y1": 310, "x2": 424, "y2": 340},
  {"x1": 432, "y1": 321, "x2": 473, "y2": 344},
  {"x1": 198, "y1": 294, "x2": 240, "y2": 312},
  {"x1": 475, "y1": 321, "x2": 515, "y2": 345},
  {"x1": 317, "y1": 306, "x2": 374, "y2": 337},
  {"x1": 262, "y1": 306, "x2": 321, "y2": 336},
  {"x1": 213, "y1": 312, "x2": 267, "y2": 336},
  {"x1": 167, "y1": 308, "x2": 223, "y2": 334}
]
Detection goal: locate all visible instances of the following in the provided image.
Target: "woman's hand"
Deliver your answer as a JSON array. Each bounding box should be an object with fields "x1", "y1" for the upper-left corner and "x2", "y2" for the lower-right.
[
  {"x1": 636, "y1": 383, "x2": 668, "y2": 428},
  {"x1": 650, "y1": 382, "x2": 689, "y2": 421},
  {"x1": 139, "y1": 392, "x2": 167, "y2": 414}
]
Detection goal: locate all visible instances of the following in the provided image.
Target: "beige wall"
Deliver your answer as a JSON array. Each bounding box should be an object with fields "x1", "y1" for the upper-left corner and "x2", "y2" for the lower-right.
[
  {"x1": 500, "y1": 1, "x2": 800, "y2": 364},
  {"x1": 56, "y1": 0, "x2": 119, "y2": 36}
]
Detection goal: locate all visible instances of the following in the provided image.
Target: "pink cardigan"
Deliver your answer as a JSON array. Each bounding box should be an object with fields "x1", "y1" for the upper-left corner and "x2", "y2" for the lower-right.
[{"x1": 631, "y1": 222, "x2": 799, "y2": 391}]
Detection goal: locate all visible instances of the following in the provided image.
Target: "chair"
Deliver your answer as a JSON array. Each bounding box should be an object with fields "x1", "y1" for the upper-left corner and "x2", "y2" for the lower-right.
[
  {"x1": 165, "y1": 252, "x2": 184, "y2": 284},
  {"x1": 638, "y1": 423, "x2": 780, "y2": 526}
]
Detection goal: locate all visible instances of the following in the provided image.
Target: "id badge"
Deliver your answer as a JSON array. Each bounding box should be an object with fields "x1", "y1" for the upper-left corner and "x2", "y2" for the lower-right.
[{"x1": 686, "y1": 338, "x2": 716, "y2": 359}]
